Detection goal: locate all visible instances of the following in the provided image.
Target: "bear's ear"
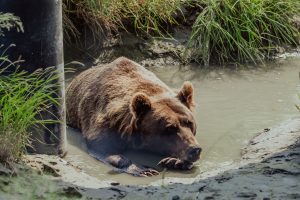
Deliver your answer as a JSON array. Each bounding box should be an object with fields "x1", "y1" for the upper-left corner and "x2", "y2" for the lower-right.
[
  {"x1": 130, "y1": 93, "x2": 152, "y2": 117},
  {"x1": 177, "y1": 81, "x2": 195, "y2": 109}
]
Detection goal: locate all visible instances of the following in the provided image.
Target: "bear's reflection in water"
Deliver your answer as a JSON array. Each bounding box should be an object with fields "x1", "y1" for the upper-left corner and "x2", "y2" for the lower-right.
[
  {"x1": 67, "y1": 126, "x2": 162, "y2": 169},
  {"x1": 67, "y1": 127, "x2": 199, "y2": 183}
]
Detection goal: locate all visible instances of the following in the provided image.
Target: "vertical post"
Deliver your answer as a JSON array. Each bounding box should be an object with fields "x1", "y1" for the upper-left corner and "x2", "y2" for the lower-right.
[{"x1": 0, "y1": 0, "x2": 67, "y2": 156}]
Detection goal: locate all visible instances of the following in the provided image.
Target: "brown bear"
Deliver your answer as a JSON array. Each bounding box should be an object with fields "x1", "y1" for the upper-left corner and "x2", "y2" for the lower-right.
[{"x1": 66, "y1": 57, "x2": 201, "y2": 176}]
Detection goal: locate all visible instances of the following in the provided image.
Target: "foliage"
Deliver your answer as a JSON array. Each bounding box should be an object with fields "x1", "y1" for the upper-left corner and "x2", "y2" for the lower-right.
[
  {"x1": 0, "y1": 12, "x2": 60, "y2": 164},
  {"x1": 63, "y1": 0, "x2": 183, "y2": 39},
  {"x1": 64, "y1": 0, "x2": 300, "y2": 64},
  {"x1": 0, "y1": 57, "x2": 60, "y2": 163},
  {"x1": 0, "y1": 12, "x2": 23, "y2": 36},
  {"x1": 187, "y1": 0, "x2": 300, "y2": 65}
]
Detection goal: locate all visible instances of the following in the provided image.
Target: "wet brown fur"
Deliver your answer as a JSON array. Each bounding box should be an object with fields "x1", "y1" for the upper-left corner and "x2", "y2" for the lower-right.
[
  {"x1": 66, "y1": 57, "x2": 199, "y2": 169},
  {"x1": 67, "y1": 58, "x2": 171, "y2": 138}
]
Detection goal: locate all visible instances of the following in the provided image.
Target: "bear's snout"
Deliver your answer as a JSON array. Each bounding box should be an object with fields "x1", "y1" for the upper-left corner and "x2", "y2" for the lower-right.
[{"x1": 186, "y1": 146, "x2": 202, "y2": 162}]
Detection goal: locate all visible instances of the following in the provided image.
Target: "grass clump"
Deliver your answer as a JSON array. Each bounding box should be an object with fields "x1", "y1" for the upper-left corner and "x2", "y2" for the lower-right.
[
  {"x1": 0, "y1": 56, "x2": 60, "y2": 164},
  {"x1": 0, "y1": 12, "x2": 23, "y2": 36},
  {"x1": 0, "y1": 12, "x2": 60, "y2": 164},
  {"x1": 63, "y1": 0, "x2": 183, "y2": 39},
  {"x1": 188, "y1": 0, "x2": 300, "y2": 65}
]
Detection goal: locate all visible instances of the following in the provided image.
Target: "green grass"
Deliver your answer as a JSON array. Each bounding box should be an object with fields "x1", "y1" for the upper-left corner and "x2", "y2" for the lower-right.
[
  {"x1": 0, "y1": 12, "x2": 60, "y2": 164},
  {"x1": 0, "y1": 55, "x2": 60, "y2": 164},
  {"x1": 187, "y1": 0, "x2": 300, "y2": 65},
  {"x1": 64, "y1": 0, "x2": 300, "y2": 65},
  {"x1": 0, "y1": 12, "x2": 23, "y2": 36},
  {"x1": 63, "y1": 0, "x2": 183, "y2": 39}
]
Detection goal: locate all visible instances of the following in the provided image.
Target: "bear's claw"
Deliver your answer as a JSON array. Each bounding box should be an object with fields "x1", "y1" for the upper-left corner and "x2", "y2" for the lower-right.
[
  {"x1": 139, "y1": 168, "x2": 159, "y2": 177},
  {"x1": 158, "y1": 157, "x2": 193, "y2": 170},
  {"x1": 141, "y1": 169, "x2": 159, "y2": 177},
  {"x1": 127, "y1": 164, "x2": 159, "y2": 177}
]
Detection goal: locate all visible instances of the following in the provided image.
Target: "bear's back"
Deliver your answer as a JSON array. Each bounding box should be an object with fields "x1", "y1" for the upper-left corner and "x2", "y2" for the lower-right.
[{"x1": 66, "y1": 57, "x2": 173, "y2": 132}]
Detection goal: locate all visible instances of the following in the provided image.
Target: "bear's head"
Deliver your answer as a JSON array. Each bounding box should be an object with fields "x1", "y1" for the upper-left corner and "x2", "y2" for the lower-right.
[{"x1": 130, "y1": 81, "x2": 201, "y2": 165}]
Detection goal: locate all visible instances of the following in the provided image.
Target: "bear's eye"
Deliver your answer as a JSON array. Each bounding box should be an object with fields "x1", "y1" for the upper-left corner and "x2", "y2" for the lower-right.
[{"x1": 165, "y1": 124, "x2": 178, "y2": 134}]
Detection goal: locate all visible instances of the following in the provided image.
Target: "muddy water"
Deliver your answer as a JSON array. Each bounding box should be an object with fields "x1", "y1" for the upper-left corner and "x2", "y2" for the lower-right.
[{"x1": 65, "y1": 57, "x2": 300, "y2": 185}]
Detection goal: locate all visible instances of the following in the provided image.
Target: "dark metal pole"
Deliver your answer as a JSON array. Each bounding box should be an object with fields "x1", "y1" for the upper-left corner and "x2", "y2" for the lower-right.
[{"x1": 0, "y1": 0, "x2": 67, "y2": 156}]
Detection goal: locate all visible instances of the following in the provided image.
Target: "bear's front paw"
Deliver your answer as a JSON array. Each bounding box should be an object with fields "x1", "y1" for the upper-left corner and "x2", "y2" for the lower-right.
[
  {"x1": 157, "y1": 157, "x2": 193, "y2": 170},
  {"x1": 127, "y1": 164, "x2": 159, "y2": 177}
]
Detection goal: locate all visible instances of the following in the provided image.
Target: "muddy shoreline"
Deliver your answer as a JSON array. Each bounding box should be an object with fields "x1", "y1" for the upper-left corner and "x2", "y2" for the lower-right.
[
  {"x1": 64, "y1": 25, "x2": 300, "y2": 72},
  {"x1": 1, "y1": 117, "x2": 299, "y2": 199}
]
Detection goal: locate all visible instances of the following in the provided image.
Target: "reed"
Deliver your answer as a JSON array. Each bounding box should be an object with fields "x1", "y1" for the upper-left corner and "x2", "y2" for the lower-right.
[
  {"x1": 0, "y1": 12, "x2": 23, "y2": 36},
  {"x1": 187, "y1": 0, "x2": 300, "y2": 65},
  {"x1": 0, "y1": 56, "x2": 60, "y2": 163},
  {"x1": 63, "y1": 0, "x2": 183, "y2": 39}
]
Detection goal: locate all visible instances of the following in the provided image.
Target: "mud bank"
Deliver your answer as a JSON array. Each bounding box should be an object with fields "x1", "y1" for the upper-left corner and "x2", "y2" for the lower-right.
[
  {"x1": 64, "y1": 30, "x2": 190, "y2": 70},
  {"x1": 65, "y1": 25, "x2": 300, "y2": 71},
  {"x1": 1, "y1": 117, "x2": 298, "y2": 199}
]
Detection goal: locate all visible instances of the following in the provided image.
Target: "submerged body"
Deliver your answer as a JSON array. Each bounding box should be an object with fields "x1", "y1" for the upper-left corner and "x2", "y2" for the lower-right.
[{"x1": 66, "y1": 57, "x2": 201, "y2": 176}]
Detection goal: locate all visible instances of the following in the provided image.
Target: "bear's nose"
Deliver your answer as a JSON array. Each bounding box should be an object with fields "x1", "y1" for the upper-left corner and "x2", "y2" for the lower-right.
[{"x1": 187, "y1": 146, "x2": 202, "y2": 162}]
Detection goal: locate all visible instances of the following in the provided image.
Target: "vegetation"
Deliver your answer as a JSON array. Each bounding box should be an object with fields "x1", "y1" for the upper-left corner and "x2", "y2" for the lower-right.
[
  {"x1": 188, "y1": 0, "x2": 300, "y2": 65},
  {"x1": 0, "y1": 12, "x2": 23, "y2": 36},
  {"x1": 63, "y1": 0, "x2": 300, "y2": 65},
  {"x1": 0, "y1": 13, "x2": 59, "y2": 164},
  {"x1": 0, "y1": 62, "x2": 60, "y2": 163},
  {"x1": 63, "y1": 0, "x2": 183, "y2": 38}
]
